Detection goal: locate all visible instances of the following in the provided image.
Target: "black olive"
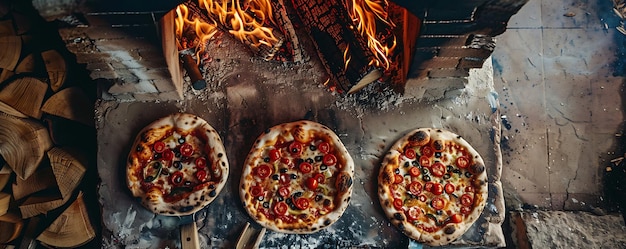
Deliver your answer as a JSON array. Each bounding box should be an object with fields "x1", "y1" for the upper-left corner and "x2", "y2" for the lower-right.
[
  {"x1": 435, "y1": 152, "x2": 442, "y2": 158},
  {"x1": 209, "y1": 189, "x2": 216, "y2": 197},
  {"x1": 296, "y1": 158, "x2": 304, "y2": 164},
  {"x1": 299, "y1": 214, "x2": 308, "y2": 220},
  {"x1": 412, "y1": 161, "x2": 418, "y2": 166},
  {"x1": 421, "y1": 168, "x2": 429, "y2": 174},
  {"x1": 394, "y1": 212, "x2": 404, "y2": 220},
  {"x1": 404, "y1": 161, "x2": 410, "y2": 167},
  {"x1": 394, "y1": 168, "x2": 400, "y2": 174},
  {"x1": 423, "y1": 175, "x2": 431, "y2": 181},
  {"x1": 136, "y1": 145, "x2": 143, "y2": 152},
  {"x1": 453, "y1": 169, "x2": 461, "y2": 174},
  {"x1": 315, "y1": 195, "x2": 323, "y2": 202},
  {"x1": 279, "y1": 196, "x2": 284, "y2": 202},
  {"x1": 294, "y1": 192, "x2": 303, "y2": 198},
  {"x1": 291, "y1": 174, "x2": 297, "y2": 179},
  {"x1": 443, "y1": 174, "x2": 451, "y2": 179},
  {"x1": 323, "y1": 199, "x2": 331, "y2": 206},
  {"x1": 174, "y1": 161, "x2": 182, "y2": 169},
  {"x1": 465, "y1": 171, "x2": 472, "y2": 178},
  {"x1": 320, "y1": 165, "x2": 328, "y2": 170},
  {"x1": 289, "y1": 203, "x2": 297, "y2": 210},
  {"x1": 175, "y1": 152, "x2": 182, "y2": 158},
  {"x1": 291, "y1": 148, "x2": 298, "y2": 153},
  {"x1": 279, "y1": 168, "x2": 288, "y2": 173},
  {"x1": 257, "y1": 196, "x2": 264, "y2": 201},
  {"x1": 184, "y1": 181, "x2": 192, "y2": 186},
  {"x1": 306, "y1": 158, "x2": 314, "y2": 164},
  {"x1": 153, "y1": 153, "x2": 160, "y2": 159},
  {"x1": 447, "y1": 165, "x2": 453, "y2": 172},
  {"x1": 310, "y1": 145, "x2": 317, "y2": 151},
  {"x1": 144, "y1": 176, "x2": 155, "y2": 182},
  {"x1": 314, "y1": 156, "x2": 323, "y2": 162},
  {"x1": 272, "y1": 174, "x2": 279, "y2": 180},
  {"x1": 178, "y1": 137, "x2": 185, "y2": 144},
  {"x1": 264, "y1": 157, "x2": 270, "y2": 162},
  {"x1": 436, "y1": 210, "x2": 443, "y2": 215},
  {"x1": 263, "y1": 202, "x2": 270, "y2": 208},
  {"x1": 324, "y1": 219, "x2": 331, "y2": 226}
]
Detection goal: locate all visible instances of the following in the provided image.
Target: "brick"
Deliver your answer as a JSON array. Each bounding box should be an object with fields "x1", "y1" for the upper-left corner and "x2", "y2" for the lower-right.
[
  {"x1": 416, "y1": 35, "x2": 470, "y2": 47},
  {"x1": 73, "y1": 52, "x2": 109, "y2": 64},
  {"x1": 114, "y1": 69, "x2": 140, "y2": 83},
  {"x1": 86, "y1": 62, "x2": 114, "y2": 72},
  {"x1": 95, "y1": 37, "x2": 159, "y2": 53},
  {"x1": 134, "y1": 80, "x2": 159, "y2": 93},
  {"x1": 152, "y1": 78, "x2": 178, "y2": 92},
  {"x1": 438, "y1": 47, "x2": 494, "y2": 59},
  {"x1": 89, "y1": 69, "x2": 118, "y2": 79},
  {"x1": 420, "y1": 22, "x2": 478, "y2": 35},
  {"x1": 415, "y1": 57, "x2": 460, "y2": 69},
  {"x1": 428, "y1": 68, "x2": 470, "y2": 78},
  {"x1": 458, "y1": 57, "x2": 486, "y2": 68}
]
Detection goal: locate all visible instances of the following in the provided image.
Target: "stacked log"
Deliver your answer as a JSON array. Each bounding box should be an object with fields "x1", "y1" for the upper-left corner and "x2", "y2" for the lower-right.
[{"x1": 0, "y1": 2, "x2": 98, "y2": 247}]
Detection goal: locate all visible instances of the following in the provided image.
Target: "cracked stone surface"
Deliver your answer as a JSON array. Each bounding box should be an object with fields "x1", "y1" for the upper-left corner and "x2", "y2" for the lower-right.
[
  {"x1": 492, "y1": 0, "x2": 623, "y2": 211},
  {"x1": 95, "y1": 30, "x2": 504, "y2": 249}
]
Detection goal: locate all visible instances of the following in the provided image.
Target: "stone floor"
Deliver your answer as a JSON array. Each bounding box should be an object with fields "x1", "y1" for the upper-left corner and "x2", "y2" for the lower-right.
[{"x1": 492, "y1": 0, "x2": 624, "y2": 211}]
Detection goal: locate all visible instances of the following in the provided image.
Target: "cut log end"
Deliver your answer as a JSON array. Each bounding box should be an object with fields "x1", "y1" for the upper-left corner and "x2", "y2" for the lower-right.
[
  {"x1": 37, "y1": 192, "x2": 96, "y2": 248},
  {"x1": 41, "y1": 50, "x2": 67, "y2": 92},
  {"x1": 41, "y1": 87, "x2": 95, "y2": 127}
]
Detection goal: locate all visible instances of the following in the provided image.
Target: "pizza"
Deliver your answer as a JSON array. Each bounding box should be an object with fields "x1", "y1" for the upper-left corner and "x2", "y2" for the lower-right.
[
  {"x1": 378, "y1": 128, "x2": 487, "y2": 246},
  {"x1": 126, "y1": 113, "x2": 229, "y2": 216},
  {"x1": 239, "y1": 120, "x2": 354, "y2": 234}
]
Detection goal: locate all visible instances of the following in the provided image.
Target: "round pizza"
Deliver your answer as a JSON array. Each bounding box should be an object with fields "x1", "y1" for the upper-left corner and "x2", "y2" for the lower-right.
[
  {"x1": 126, "y1": 113, "x2": 229, "y2": 216},
  {"x1": 239, "y1": 120, "x2": 354, "y2": 234},
  {"x1": 378, "y1": 128, "x2": 487, "y2": 246}
]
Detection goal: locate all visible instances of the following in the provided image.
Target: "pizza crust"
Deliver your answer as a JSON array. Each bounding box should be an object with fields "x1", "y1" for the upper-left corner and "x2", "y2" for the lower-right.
[
  {"x1": 378, "y1": 128, "x2": 488, "y2": 246},
  {"x1": 126, "y1": 113, "x2": 229, "y2": 216},
  {"x1": 239, "y1": 120, "x2": 354, "y2": 234}
]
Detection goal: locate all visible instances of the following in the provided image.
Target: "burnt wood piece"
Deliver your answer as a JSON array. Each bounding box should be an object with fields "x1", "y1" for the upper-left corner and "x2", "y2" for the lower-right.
[
  {"x1": 291, "y1": 0, "x2": 382, "y2": 94},
  {"x1": 388, "y1": 2, "x2": 420, "y2": 88},
  {"x1": 185, "y1": 0, "x2": 285, "y2": 61},
  {"x1": 270, "y1": 0, "x2": 302, "y2": 62}
]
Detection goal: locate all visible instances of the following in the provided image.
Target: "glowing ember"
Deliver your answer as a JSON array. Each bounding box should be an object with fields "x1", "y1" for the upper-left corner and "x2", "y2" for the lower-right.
[{"x1": 344, "y1": 0, "x2": 397, "y2": 70}]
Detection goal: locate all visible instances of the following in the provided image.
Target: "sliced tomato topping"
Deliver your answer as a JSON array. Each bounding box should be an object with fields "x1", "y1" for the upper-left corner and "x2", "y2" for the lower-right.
[
  {"x1": 195, "y1": 157, "x2": 206, "y2": 168},
  {"x1": 269, "y1": 149, "x2": 281, "y2": 161},
  {"x1": 294, "y1": 198, "x2": 310, "y2": 210},
  {"x1": 404, "y1": 148, "x2": 416, "y2": 159},
  {"x1": 313, "y1": 173, "x2": 325, "y2": 184},
  {"x1": 322, "y1": 154, "x2": 337, "y2": 166},
  {"x1": 461, "y1": 194, "x2": 473, "y2": 206},
  {"x1": 299, "y1": 162, "x2": 312, "y2": 173},
  {"x1": 180, "y1": 143, "x2": 193, "y2": 157},
  {"x1": 288, "y1": 142, "x2": 303, "y2": 155},
  {"x1": 162, "y1": 149, "x2": 174, "y2": 161},
  {"x1": 393, "y1": 198, "x2": 404, "y2": 210},
  {"x1": 431, "y1": 162, "x2": 446, "y2": 177},
  {"x1": 195, "y1": 169, "x2": 207, "y2": 182},
  {"x1": 407, "y1": 207, "x2": 420, "y2": 220},
  {"x1": 421, "y1": 146, "x2": 435, "y2": 158},
  {"x1": 317, "y1": 142, "x2": 330, "y2": 154},
  {"x1": 445, "y1": 183, "x2": 455, "y2": 194},
  {"x1": 408, "y1": 182, "x2": 422, "y2": 196},
  {"x1": 418, "y1": 194, "x2": 427, "y2": 202},
  {"x1": 278, "y1": 186, "x2": 290, "y2": 197},
  {"x1": 432, "y1": 183, "x2": 444, "y2": 195},
  {"x1": 169, "y1": 171, "x2": 184, "y2": 186},
  {"x1": 305, "y1": 177, "x2": 319, "y2": 190},
  {"x1": 250, "y1": 185, "x2": 264, "y2": 197},
  {"x1": 409, "y1": 167, "x2": 420, "y2": 177},
  {"x1": 254, "y1": 164, "x2": 272, "y2": 178},
  {"x1": 456, "y1": 156, "x2": 470, "y2": 168},
  {"x1": 153, "y1": 141, "x2": 166, "y2": 153},
  {"x1": 431, "y1": 197, "x2": 445, "y2": 210},
  {"x1": 461, "y1": 206, "x2": 472, "y2": 215},
  {"x1": 280, "y1": 157, "x2": 291, "y2": 165},
  {"x1": 419, "y1": 156, "x2": 431, "y2": 167},
  {"x1": 394, "y1": 174, "x2": 404, "y2": 184},
  {"x1": 279, "y1": 173, "x2": 291, "y2": 185},
  {"x1": 273, "y1": 202, "x2": 288, "y2": 216},
  {"x1": 424, "y1": 182, "x2": 434, "y2": 192},
  {"x1": 449, "y1": 214, "x2": 463, "y2": 223}
]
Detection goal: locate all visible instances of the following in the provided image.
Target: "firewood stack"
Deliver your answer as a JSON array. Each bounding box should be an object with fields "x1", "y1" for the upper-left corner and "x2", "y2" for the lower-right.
[{"x1": 0, "y1": 2, "x2": 98, "y2": 248}]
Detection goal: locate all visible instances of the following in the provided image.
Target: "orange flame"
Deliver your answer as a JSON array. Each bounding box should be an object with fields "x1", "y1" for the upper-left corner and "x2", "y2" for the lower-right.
[
  {"x1": 175, "y1": 4, "x2": 218, "y2": 62},
  {"x1": 345, "y1": 0, "x2": 397, "y2": 70},
  {"x1": 198, "y1": 0, "x2": 279, "y2": 51}
]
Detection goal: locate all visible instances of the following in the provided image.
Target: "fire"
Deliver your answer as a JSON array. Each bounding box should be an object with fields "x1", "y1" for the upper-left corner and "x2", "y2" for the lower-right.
[
  {"x1": 345, "y1": 0, "x2": 397, "y2": 70},
  {"x1": 175, "y1": 4, "x2": 218, "y2": 62},
  {"x1": 198, "y1": 0, "x2": 280, "y2": 53}
]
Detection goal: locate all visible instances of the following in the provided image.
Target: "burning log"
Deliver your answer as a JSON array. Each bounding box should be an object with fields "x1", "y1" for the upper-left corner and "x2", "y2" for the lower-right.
[
  {"x1": 37, "y1": 192, "x2": 96, "y2": 248},
  {"x1": 270, "y1": 0, "x2": 303, "y2": 62},
  {"x1": 291, "y1": 0, "x2": 383, "y2": 94}
]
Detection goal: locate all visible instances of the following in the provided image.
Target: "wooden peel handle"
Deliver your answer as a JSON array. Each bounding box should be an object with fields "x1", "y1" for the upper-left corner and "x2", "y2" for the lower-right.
[
  {"x1": 180, "y1": 54, "x2": 206, "y2": 90},
  {"x1": 180, "y1": 220, "x2": 200, "y2": 249}
]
